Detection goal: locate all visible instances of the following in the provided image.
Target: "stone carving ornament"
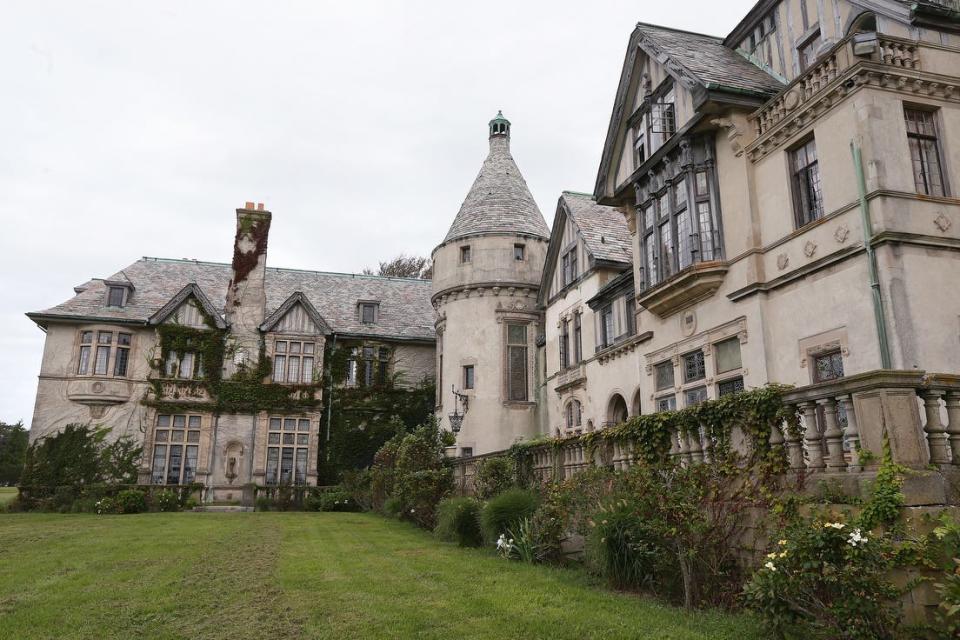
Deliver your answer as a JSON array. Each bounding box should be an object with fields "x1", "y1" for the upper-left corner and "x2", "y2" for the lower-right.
[
  {"x1": 803, "y1": 241, "x2": 818, "y2": 258},
  {"x1": 934, "y1": 212, "x2": 952, "y2": 233},
  {"x1": 834, "y1": 224, "x2": 850, "y2": 244},
  {"x1": 776, "y1": 253, "x2": 789, "y2": 270}
]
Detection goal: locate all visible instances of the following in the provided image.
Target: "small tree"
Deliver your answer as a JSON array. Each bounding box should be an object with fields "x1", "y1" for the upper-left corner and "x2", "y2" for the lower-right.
[
  {"x1": 0, "y1": 421, "x2": 29, "y2": 485},
  {"x1": 362, "y1": 253, "x2": 432, "y2": 279},
  {"x1": 19, "y1": 424, "x2": 141, "y2": 488}
]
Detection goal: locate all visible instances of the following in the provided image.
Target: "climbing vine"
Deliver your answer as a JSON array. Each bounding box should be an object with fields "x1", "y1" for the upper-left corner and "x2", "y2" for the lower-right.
[{"x1": 510, "y1": 385, "x2": 799, "y2": 472}]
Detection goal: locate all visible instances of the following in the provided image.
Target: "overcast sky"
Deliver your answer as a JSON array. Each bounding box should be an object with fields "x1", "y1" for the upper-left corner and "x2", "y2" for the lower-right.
[{"x1": 0, "y1": 1, "x2": 756, "y2": 428}]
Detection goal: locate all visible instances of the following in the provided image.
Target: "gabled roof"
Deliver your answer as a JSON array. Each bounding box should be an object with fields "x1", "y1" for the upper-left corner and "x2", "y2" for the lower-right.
[
  {"x1": 594, "y1": 22, "x2": 784, "y2": 201},
  {"x1": 149, "y1": 282, "x2": 227, "y2": 328},
  {"x1": 259, "y1": 291, "x2": 330, "y2": 334},
  {"x1": 441, "y1": 129, "x2": 550, "y2": 244},
  {"x1": 29, "y1": 257, "x2": 435, "y2": 342},
  {"x1": 562, "y1": 192, "x2": 632, "y2": 265},
  {"x1": 537, "y1": 192, "x2": 632, "y2": 306},
  {"x1": 634, "y1": 23, "x2": 783, "y2": 96}
]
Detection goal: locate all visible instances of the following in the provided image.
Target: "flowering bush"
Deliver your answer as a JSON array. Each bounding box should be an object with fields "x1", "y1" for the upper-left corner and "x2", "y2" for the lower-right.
[
  {"x1": 309, "y1": 489, "x2": 361, "y2": 512},
  {"x1": 742, "y1": 516, "x2": 901, "y2": 639},
  {"x1": 154, "y1": 489, "x2": 179, "y2": 512},
  {"x1": 95, "y1": 496, "x2": 118, "y2": 514}
]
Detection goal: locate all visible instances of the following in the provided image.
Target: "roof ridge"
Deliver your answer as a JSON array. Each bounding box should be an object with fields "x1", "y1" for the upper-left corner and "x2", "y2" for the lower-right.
[
  {"x1": 561, "y1": 190, "x2": 596, "y2": 198},
  {"x1": 138, "y1": 256, "x2": 432, "y2": 284},
  {"x1": 634, "y1": 21, "x2": 722, "y2": 41}
]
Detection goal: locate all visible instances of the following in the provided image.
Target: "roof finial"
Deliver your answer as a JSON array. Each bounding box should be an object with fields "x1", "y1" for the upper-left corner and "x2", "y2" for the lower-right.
[{"x1": 488, "y1": 110, "x2": 511, "y2": 139}]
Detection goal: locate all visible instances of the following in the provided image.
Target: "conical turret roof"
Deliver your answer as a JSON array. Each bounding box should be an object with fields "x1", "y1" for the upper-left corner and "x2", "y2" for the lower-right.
[{"x1": 442, "y1": 113, "x2": 550, "y2": 244}]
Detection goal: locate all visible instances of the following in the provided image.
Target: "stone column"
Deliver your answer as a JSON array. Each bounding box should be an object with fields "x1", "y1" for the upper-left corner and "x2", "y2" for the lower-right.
[
  {"x1": 801, "y1": 401, "x2": 825, "y2": 471},
  {"x1": 922, "y1": 391, "x2": 950, "y2": 466},
  {"x1": 819, "y1": 398, "x2": 846, "y2": 472}
]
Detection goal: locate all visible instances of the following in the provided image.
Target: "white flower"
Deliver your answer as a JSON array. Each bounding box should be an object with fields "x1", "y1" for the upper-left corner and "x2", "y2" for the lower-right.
[
  {"x1": 496, "y1": 534, "x2": 509, "y2": 551},
  {"x1": 823, "y1": 522, "x2": 845, "y2": 530},
  {"x1": 766, "y1": 552, "x2": 778, "y2": 560},
  {"x1": 764, "y1": 561, "x2": 777, "y2": 571},
  {"x1": 410, "y1": 508, "x2": 415, "y2": 514},
  {"x1": 847, "y1": 528, "x2": 868, "y2": 547}
]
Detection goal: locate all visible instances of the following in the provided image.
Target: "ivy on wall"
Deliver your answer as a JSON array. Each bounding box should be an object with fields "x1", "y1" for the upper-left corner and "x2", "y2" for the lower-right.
[{"x1": 509, "y1": 385, "x2": 799, "y2": 474}]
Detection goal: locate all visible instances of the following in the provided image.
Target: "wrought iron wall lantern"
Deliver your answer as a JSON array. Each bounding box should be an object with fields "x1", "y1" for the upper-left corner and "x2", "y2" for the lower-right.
[{"x1": 448, "y1": 384, "x2": 470, "y2": 433}]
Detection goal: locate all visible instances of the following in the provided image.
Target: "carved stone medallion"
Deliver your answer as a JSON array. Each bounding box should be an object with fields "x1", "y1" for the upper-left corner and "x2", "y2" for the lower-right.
[
  {"x1": 934, "y1": 212, "x2": 952, "y2": 233},
  {"x1": 803, "y1": 241, "x2": 817, "y2": 258},
  {"x1": 776, "y1": 253, "x2": 789, "y2": 270}
]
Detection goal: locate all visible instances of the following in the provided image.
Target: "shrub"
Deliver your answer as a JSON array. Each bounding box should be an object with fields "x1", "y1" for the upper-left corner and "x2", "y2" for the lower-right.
[
  {"x1": 71, "y1": 497, "x2": 98, "y2": 513},
  {"x1": 96, "y1": 496, "x2": 118, "y2": 514},
  {"x1": 255, "y1": 496, "x2": 272, "y2": 512},
  {"x1": 497, "y1": 518, "x2": 548, "y2": 563},
  {"x1": 383, "y1": 496, "x2": 403, "y2": 518},
  {"x1": 116, "y1": 489, "x2": 147, "y2": 514},
  {"x1": 742, "y1": 515, "x2": 901, "y2": 639},
  {"x1": 586, "y1": 500, "x2": 663, "y2": 591},
  {"x1": 435, "y1": 497, "x2": 483, "y2": 547},
  {"x1": 183, "y1": 497, "x2": 198, "y2": 511},
  {"x1": 474, "y1": 456, "x2": 516, "y2": 499},
  {"x1": 306, "y1": 489, "x2": 360, "y2": 512},
  {"x1": 481, "y1": 488, "x2": 538, "y2": 544},
  {"x1": 154, "y1": 489, "x2": 179, "y2": 512}
]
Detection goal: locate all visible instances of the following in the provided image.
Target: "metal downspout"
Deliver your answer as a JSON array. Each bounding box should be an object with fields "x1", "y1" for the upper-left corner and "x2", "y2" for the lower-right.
[{"x1": 850, "y1": 140, "x2": 893, "y2": 369}]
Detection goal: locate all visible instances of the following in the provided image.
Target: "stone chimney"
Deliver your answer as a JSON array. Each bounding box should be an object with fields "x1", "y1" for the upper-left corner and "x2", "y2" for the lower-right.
[{"x1": 224, "y1": 202, "x2": 271, "y2": 378}]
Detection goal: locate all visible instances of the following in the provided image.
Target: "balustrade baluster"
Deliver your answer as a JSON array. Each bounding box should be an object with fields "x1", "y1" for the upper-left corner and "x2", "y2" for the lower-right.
[
  {"x1": 801, "y1": 401, "x2": 825, "y2": 470},
  {"x1": 688, "y1": 426, "x2": 704, "y2": 464},
  {"x1": 769, "y1": 420, "x2": 785, "y2": 461},
  {"x1": 945, "y1": 392, "x2": 960, "y2": 466},
  {"x1": 819, "y1": 398, "x2": 846, "y2": 471},
  {"x1": 923, "y1": 390, "x2": 951, "y2": 465},
  {"x1": 783, "y1": 407, "x2": 805, "y2": 470},
  {"x1": 838, "y1": 394, "x2": 861, "y2": 471}
]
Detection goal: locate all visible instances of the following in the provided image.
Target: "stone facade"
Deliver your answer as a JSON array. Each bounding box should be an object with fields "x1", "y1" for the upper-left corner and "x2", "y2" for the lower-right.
[{"x1": 27, "y1": 204, "x2": 435, "y2": 499}]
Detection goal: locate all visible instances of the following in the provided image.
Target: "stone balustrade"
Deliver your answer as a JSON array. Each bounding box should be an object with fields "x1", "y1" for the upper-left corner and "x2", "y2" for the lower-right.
[
  {"x1": 450, "y1": 370, "x2": 960, "y2": 493},
  {"x1": 752, "y1": 33, "x2": 922, "y2": 138},
  {"x1": 778, "y1": 370, "x2": 960, "y2": 472}
]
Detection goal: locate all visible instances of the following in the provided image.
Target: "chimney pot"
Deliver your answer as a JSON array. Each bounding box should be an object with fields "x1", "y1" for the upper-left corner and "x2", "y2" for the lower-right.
[
  {"x1": 257, "y1": 202, "x2": 264, "y2": 211},
  {"x1": 244, "y1": 201, "x2": 255, "y2": 209}
]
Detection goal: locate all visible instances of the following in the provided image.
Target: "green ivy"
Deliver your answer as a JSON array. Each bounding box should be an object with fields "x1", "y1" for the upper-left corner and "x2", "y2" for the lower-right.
[{"x1": 510, "y1": 385, "x2": 798, "y2": 472}]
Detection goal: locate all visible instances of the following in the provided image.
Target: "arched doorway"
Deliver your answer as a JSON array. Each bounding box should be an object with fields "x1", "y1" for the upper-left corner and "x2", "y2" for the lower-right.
[{"x1": 607, "y1": 394, "x2": 628, "y2": 426}]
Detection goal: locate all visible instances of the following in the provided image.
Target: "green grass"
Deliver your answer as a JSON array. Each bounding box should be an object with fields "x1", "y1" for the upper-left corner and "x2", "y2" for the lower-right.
[
  {"x1": 0, "y1": 512, "x2": 762, "y2": 639},
  {"x1": 0, "y1": 487, "x2": 16, "y2": 506}
]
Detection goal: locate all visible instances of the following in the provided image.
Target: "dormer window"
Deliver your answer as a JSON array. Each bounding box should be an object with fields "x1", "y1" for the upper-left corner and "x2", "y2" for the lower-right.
[
  {"x1": 107, "y1": 286, "x2": 126, "y2": 307},
  {"x1": 460, "y1": 245, "x2": 471, "y2": 264},
  {"x1": 359, "y1": 302, "x2": 379, "y2": 325}
]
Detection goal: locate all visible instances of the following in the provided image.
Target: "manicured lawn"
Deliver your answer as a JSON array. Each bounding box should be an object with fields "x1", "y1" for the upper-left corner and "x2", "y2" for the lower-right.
[
  {"x1": 0, "y1": 487, "x2": 16, "y2": 505},
  {"x1": 0, "y1": 512, "x2": 762, "y2": 639}
]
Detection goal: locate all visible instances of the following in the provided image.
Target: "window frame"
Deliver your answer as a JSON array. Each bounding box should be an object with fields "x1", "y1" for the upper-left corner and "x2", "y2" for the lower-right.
[
  {"x1": 654, "y1": 360, "x2": 675, "y2": 392},
  {"x1": 514, "y1": 244, "x2": 526, "y2": 261},
  {"x1": 76, "y1": 327, "x2": 134, "y2": 379},
  {"x1": 150, "y1": 414, "x2": 201, "y2": 485},
  {"x1": 505, "y1": 322, "x2": 530, "y2": 402},
  {"x1": 264, "y1": 416, "x2": 311, "y2": 486},
  {"x1": 460, "y1": 245, "x2": 471, "y2": 264},
  {"x1": 463, "y1": 364, "x2": 475, "y2": 390},
  {"x1": 107, "y1": 286, "x2": 126, "y2": 308},
  {"x1": 272, "y1": 339, "x2": 316, "y2": 385},
  {"x1": 789, "y1": 136, "x2": 824, "y2": 228},
  {"x1": 904, "y1": 105, "x2": 948, "y2": 197},
  {"x1": 359, "y1": 302, "x2": 378, "y2": 325}
]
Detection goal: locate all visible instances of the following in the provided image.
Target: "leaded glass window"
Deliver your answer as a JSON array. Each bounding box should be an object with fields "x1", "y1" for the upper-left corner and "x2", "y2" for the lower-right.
[
  {"x1": 813, "y1": 350, "x2": 844, "y2": 383},
  {"x1": 506, "y1": 324, "x2": 528, "y2": 401},
  {"x1": 718, "y1": 377, "x2": 745, "y2": 397},
  {"x1": 273, "y1": 340, "x2": 315, "y2": 384},
  {"x1": 714, "y1": 338, "x2": 742, "y2": 374},
  {"x1": 655, "y1": 361, "x2": 675, "y2": 391},
  {"x1": 685, "y1": 386, "x2": 708, "y2": 407},
  {"x1": 151, "y1": 414, "x2": 201, "y2": 485},
  {"x1": 791, "y1": 138, "x2": 823, "y2": 227},
  {"x1": 265, "y1": 417, "x2": 310, "y2": 485},
  {"x1": 683, "y1": 350, "x2": 706, "y2": 383},
  {"x1": 905, "y1": 107, "x2": 946, "y2": 197}
]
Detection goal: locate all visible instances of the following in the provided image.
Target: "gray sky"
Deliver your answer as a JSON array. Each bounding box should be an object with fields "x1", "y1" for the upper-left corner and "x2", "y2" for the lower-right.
[{"x1": 1, "y1": 1, "x2": 756, "y2": 427}]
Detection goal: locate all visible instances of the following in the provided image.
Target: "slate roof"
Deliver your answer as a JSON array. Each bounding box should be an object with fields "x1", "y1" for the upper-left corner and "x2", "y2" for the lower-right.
[
  {"x1": 29, "y1": 257, "x2": 436, "y2": 341},
  {"x1": 561, "y1": 192, "x2": 632, "y2": 266},
  {"x1": 634, "y1": 22, "x2": 784, "y2": 95},
  {"x1": 442, "y1": 133, "x2": 550, "y2": 244}
]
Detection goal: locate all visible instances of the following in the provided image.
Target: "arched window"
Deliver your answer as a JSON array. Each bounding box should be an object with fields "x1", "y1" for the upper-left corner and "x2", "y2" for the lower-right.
[
  {"x1": 631, "y1": 388, "x2": 643, "y2": 417},
  {"x1": 565, "y1": 399, "x2": 582, "y2": 429},
  {"x1": 847, "y1": 11, "x2": 877, "y2": 35}
]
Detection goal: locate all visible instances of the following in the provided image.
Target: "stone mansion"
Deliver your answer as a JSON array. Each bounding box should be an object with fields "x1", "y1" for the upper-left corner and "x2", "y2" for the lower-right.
[{"x1": 28, "y1": 0, "x2": 960, "y2": 492}]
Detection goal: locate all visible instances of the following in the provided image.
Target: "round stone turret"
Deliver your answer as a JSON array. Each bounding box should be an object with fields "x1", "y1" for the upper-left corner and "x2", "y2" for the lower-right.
[{"x1": 432, "y1": 113, "x2": 550, "y2": 456}]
